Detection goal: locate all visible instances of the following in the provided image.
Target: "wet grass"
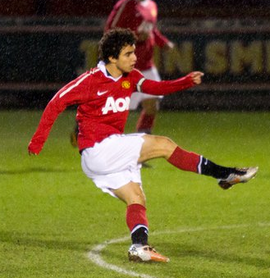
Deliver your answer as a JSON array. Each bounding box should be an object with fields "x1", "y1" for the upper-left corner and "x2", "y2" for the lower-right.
[{"x1": 0, "y1": 110, "x2": 269, "y2": 278}]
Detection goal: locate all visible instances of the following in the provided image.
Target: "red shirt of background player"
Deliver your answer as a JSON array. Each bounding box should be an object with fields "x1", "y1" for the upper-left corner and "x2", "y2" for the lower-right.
[{"x1": 105, "y1": 0, "x2": 170, "y2": 71}]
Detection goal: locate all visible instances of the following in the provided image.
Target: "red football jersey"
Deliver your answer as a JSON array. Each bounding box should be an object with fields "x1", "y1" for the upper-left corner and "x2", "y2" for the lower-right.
[
  {"x1": 28, "y1": 62, "x2": 195, "y2": 154},
  {"x1": 105, "y1": 0, "x2": 169, "y2": 71}
]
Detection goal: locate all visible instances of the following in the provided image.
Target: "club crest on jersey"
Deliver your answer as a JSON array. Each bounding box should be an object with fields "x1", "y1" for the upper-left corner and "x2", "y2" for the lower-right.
[
  {"x1": 102, "y1": 96, "x2": 130, "y2": 115},
  {"x1": 121, "y1": 81, "x2": 131, "y2": 89}
]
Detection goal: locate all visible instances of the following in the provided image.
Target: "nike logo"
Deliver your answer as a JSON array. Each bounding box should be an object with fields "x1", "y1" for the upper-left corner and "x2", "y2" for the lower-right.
[{"x1": 97, "y1": 90, "x2": 109, "y2": 96}]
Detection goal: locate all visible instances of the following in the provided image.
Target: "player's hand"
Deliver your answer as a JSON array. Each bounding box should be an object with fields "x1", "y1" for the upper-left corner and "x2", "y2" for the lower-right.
[
  {"x1": 164, "y1": 41, "x2": 174, "y2": 51},
  {"x1": 28, "y1": 141, "x2": 42, "y2": 156},
  {"x1": 189, "y1": 71, "x2": 204, "y2": 85}
]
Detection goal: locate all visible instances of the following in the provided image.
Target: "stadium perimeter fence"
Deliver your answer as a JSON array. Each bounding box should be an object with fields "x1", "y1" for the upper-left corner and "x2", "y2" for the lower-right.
[{"x1": 1, "y1": 17, "x2": 270, "y2": 110}]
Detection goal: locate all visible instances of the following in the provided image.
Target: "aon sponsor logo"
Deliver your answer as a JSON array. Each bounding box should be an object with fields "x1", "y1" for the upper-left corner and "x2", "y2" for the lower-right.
[{"x1": 102, "y1": 96, "x2": 130, "y2": 115}]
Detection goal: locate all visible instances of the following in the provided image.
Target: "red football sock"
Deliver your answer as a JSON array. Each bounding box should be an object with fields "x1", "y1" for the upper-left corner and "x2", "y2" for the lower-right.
[
  {"x1": 126, "y1": 204, "x2": 149, "y2": 233},
  {"x1": 167, "y1": 146, "x2": 200, "y2": 173},
  {"x1": 136, "y1": 110, "x2": 155, "y2": 133}
]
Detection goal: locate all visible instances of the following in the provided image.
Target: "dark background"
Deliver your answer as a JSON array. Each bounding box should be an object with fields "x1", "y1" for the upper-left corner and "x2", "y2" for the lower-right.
[
  {"x1": 1, "y1": 0, "x2": 270, "y2": 17},
  {"x1": 1, "y1": 0, "x2": 270, "y2": 110}
]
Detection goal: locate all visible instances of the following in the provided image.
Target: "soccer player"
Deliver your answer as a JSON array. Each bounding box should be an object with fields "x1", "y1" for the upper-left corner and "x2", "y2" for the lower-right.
[
  {"x1": 101, "y1": 0, "x2": 174, "y2": 167},
  {"x1": 28, "y1": 28, "x2": 258, "y2": 263},
  {"x1": 105, "y1": 0, "x2": 174, "y2": 134},
  {"x1": 70, "y1": 0, "x2": 174, "y2": 147}
]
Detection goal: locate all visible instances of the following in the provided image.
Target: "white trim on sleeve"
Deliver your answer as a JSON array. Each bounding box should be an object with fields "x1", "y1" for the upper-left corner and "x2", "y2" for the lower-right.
[
  {"x1": 136, "y1": 78, "x2": 146, "y2": 92},
  {"x1": 59, "y1": 69, "x2": 99, "y2": 98}
]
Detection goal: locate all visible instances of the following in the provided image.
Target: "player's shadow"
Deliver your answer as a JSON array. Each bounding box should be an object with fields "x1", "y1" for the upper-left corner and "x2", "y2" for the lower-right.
[
  {"x1": 0, "y1": 230, "x2": 91, "y2": 251},
  {"x1": 165, "y1": 242, "x2": 269, "y2": 270},
  {"x1": 0, "y1": 167, "x2": 80, "y2": 175}
]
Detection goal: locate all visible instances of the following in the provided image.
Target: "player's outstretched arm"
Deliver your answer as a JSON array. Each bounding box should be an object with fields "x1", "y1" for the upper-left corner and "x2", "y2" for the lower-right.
[{"x1": 139, "y1": 71, "x2": 204, "y2": 96}]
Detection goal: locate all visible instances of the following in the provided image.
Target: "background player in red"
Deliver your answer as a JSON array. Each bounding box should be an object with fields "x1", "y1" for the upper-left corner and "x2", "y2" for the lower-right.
[
  {"x1": 29, "y1": 28, "x2": 258, "y2": 263},
  {"x1": 105, "y1": 0, "x2": 174, "y2": 134}
]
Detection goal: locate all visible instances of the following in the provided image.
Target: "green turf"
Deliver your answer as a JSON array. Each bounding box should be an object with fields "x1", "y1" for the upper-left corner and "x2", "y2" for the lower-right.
[{"x1": 0, "y1": 110, "x2": 269, "y2": 278}]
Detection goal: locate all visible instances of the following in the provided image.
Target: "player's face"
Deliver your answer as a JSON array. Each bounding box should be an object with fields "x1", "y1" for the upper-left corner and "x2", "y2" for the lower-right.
[{"x1": 115, "y1": 44, "x2": 137, "y2": 73}]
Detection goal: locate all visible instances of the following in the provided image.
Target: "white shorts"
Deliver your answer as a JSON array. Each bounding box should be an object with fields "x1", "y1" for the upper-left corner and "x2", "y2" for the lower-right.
[
  {"x1": 81, "y1": 133, "x2": 145, "y2": 197},
  {"x1": 129, "y1": 66, "x2": 163, "y2": 110}
]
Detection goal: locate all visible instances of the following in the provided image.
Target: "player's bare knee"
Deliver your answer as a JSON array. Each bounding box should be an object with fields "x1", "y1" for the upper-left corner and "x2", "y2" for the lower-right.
[
  {"x1": 156, "y1": 136, "x2": 177, "y2": 157},
  {"x1": 112, "y1": 182, "x2": 146, "y2": 206},
  {"x1": 127, "y1": 188, "x2": 146, "y2": 206},
  {"x1": 140, "y1": 134, "x2": 177, "y2": 160}
]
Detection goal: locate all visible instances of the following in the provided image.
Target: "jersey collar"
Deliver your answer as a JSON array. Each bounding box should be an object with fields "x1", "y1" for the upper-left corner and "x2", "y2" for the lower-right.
[{"x1": 97, "y1": 61, "x2": 122, "y2": 82}]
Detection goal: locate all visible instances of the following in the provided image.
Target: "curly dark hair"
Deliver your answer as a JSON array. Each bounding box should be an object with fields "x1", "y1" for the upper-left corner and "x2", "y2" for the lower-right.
[{"x1": 98, "y1": 28, "x2": 137, "y2": 64}]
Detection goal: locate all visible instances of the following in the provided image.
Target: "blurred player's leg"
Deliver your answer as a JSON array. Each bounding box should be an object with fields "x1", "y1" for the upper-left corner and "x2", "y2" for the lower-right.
[
  {"x1": 136, "y1": 98, "x2": 158, "y2": 134},
  {"x1": 135, "y1": 67, "x2": 161, "y2": 134},
  {"x1": 70, "y1": 122, "x2": 78, "y2": 147},
  {"x1": 136, "y1": 98, "x2": 159, "y2": 168}
]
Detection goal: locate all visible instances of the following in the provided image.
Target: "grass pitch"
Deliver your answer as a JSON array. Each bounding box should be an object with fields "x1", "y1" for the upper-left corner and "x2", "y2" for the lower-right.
[{"x1": 0, "y1": 110, "x2": 269, "y2": 278}]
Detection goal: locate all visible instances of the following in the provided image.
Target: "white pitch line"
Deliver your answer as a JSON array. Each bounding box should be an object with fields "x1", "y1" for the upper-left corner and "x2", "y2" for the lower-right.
[
  {"x1": 87, "y1": 222, "x2": 270, "y2": 278},
  {"x1": 87, "y1": 236, "x2": 158, "y2": 278}
]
